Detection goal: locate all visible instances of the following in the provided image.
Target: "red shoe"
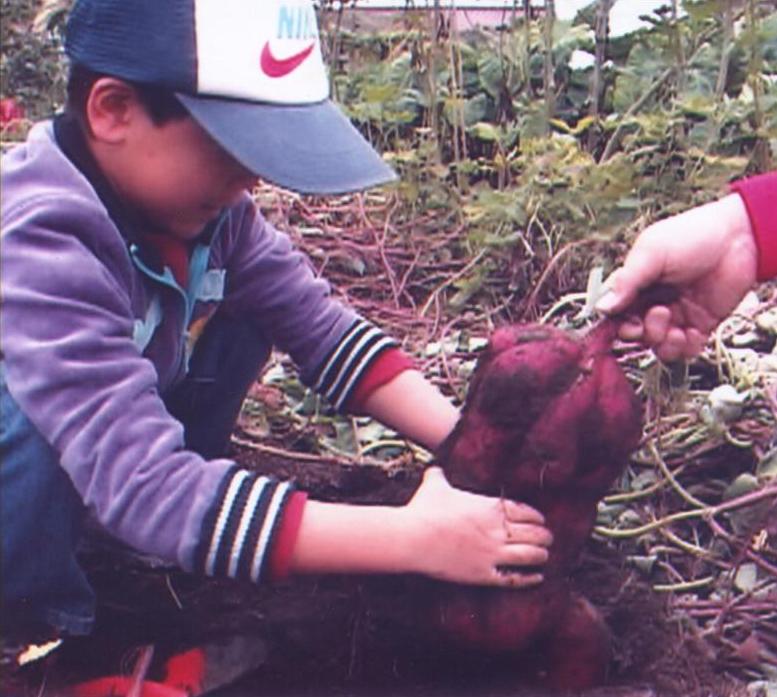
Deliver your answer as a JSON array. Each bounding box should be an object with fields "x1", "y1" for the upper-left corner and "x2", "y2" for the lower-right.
[
  {"x1": 69, "y1": 635, "x2": 264, "y2": 696},
  {"x1": 70, "y1": 645, "x2": 204, "y2": 697}
]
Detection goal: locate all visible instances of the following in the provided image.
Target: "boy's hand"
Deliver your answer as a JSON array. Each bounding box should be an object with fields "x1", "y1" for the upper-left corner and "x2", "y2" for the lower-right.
[
  {"x1": 400, "y1": 467, "x2": 552, "y2": 587},
  {"x1": 596, "y1": 194, "x2": 758, "y2": 361},
  {"x1": 289, "y1": 467, "x2": 551, "y2": 585}
]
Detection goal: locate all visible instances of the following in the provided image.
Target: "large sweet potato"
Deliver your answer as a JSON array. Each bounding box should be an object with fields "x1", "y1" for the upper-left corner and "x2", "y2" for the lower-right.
[{"x1": 431, "y1": 319, "x2": 642, "y2": 689}]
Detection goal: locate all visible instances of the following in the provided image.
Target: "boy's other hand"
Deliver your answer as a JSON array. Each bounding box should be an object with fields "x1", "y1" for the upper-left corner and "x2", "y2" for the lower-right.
[
  {"x1": 401, "y1": 467, "x2": 552, "y2": 587},
  {"x1": 595, "y1": 193, "x2": 758, "y2": 362}
]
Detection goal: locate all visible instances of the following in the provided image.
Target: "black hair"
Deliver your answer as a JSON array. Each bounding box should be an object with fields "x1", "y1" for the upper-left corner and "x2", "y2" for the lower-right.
[{"x1": 66, "y1": 63, "x2": 189, "y2": 128}]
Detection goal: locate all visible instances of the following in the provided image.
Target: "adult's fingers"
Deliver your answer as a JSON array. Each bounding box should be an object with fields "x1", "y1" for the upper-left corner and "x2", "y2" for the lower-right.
[
  {"x1": 597, "y1": 244, "x2": 666, "y2": 315},
  {"x1": 617, "y1": 316, "x2": 645, "y2": 342},
  {"x1": 654, "y1": 327, "x2": 692, "y2": 363},
  {"x1": 642, "y1": 305, "x2": 672, "y2": 347},
  {"x1": 685, "y1": 328, "x2": 708, "y2": 357}
]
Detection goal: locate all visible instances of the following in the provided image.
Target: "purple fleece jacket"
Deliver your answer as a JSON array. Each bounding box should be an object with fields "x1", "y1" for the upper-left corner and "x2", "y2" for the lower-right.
[{"x1": 1, "y1": 121, "x2": 396, "y2": 583}]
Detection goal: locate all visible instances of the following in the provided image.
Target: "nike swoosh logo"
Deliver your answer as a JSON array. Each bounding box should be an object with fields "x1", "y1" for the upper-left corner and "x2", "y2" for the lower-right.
[{"x1": 260, "y1": 41, "x2": 315, "y2": 78}]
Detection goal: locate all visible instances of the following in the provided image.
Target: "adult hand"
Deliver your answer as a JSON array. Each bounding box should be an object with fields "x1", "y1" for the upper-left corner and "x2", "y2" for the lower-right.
[
  {"x1": 596, "y1": 194, "x2": 758, "y2": 361},
  {"x1": 400, "y1": 467, "x2": 552, "y2": 587}
]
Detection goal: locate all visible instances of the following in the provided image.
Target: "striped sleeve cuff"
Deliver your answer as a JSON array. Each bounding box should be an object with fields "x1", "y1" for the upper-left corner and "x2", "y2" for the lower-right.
[
  {"x1": 311, "y1": 319, "x2": 399, "y2": 412},
  {"x1": 267, "y1": 490, "x2": 308, "y2": 581},
  {"x1": 194, "y1": 467, "x2": 296, "y2": 583},
  {"x1": 345, "y1": 347, "x2": 416, "y2": 414}
]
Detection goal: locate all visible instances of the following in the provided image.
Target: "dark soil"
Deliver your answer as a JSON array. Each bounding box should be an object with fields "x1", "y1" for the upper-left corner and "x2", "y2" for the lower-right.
[{"x1": 5, "y1": 444, "x2": 750, "y2": 697}]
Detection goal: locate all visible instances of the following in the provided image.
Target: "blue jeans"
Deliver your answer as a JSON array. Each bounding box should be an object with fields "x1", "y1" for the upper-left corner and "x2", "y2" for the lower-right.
[{"x1": 1, "y1": 314, "x2": 270, "y2": 639}]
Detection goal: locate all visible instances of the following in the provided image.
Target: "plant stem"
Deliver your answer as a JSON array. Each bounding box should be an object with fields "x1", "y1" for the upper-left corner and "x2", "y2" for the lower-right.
[
  {"x1": 587, "y1": 0, "x2": 613, "y2": 152},
  {"x1": 747, "y1": 0, "x2": 771, "y2": 171},
  {"x1": 543, "y1": 0, "x2": 556, "y2": 133},
  {"x1": 671, "y1": 0, "x2": 687, "y2": 93},
  {"x1": 715, "y1": 0, "x2": 734, "y2": 101}
]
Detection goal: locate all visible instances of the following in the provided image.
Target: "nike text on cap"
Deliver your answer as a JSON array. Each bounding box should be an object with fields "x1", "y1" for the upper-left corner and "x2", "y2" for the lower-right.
[{"x1": 64, "y1": 0, "x2": 397, "y2": 195}]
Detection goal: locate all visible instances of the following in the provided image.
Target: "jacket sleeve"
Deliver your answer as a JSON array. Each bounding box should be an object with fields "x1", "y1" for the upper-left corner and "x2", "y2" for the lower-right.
[
  {"x1": 221, "y1": 201, "x2": 405, "y2": 411},
  {"x1": 731, "y1": 171, "x2": 777, "y2": 281},
  {"x1": 0, "y1": 196, "x2": 296, "y2": 584}
]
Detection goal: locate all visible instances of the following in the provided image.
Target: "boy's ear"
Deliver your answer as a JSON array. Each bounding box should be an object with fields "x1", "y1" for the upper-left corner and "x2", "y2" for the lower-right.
[{"x1": 85, "y1": 77, "x2": 140, "y2": 143}]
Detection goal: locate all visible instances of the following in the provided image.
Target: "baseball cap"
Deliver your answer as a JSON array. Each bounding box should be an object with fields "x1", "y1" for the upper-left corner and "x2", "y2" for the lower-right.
[{"x1": 64, "y1": 0, "x2": 397, "y2": 195}]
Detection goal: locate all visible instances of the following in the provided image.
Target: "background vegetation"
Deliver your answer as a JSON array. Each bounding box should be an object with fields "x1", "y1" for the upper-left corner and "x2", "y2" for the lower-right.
[{"x1": 2, "y1": 0, "x2": 775, "y2": 693}]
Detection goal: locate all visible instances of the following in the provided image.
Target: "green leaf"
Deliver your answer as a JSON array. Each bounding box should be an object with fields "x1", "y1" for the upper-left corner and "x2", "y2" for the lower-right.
[
  {"x1": 326, "y1": 421, "x2": 358, "y2": 456},
  {"x1": 615, "y1": 196, "x2": 643, "y2": 210},
  {"x1": 723, "y1": 473, "x2": 760, "y2": 500},
  {"x1": 469, "y1": 121, "x2": 501, "y2": 142}
]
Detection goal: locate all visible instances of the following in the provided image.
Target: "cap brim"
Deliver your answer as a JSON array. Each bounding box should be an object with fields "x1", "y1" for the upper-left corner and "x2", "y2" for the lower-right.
[{"x1": 175, "y1": 94, "x2": 397, "y2": 195}]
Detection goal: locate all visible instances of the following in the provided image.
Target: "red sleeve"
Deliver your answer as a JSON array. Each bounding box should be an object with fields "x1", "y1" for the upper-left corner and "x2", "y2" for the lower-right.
[
  {"x1": 267, "y1": 490, "x2": 308, "y2": 581},
  {"x1": 267, "y1": 349, "x2": 415, "y2": 580},
  {"x1": 730, "y1": 171, "x2": 777, "y2": 282},
  {"x1": 345, "y1": 347, "x2": 416, "y2": 413}
]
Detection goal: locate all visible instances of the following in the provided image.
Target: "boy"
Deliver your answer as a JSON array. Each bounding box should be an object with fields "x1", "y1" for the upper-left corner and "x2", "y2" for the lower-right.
[{"x1": 1, "y1": 0, "x2": 553, "y2": 643}]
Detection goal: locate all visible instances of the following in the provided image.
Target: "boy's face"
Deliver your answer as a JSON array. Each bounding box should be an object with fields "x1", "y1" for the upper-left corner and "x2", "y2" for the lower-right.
[{"x1": 90, "y1": 83, "x2": 258, "y2": 240}]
